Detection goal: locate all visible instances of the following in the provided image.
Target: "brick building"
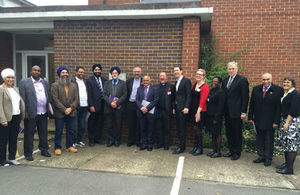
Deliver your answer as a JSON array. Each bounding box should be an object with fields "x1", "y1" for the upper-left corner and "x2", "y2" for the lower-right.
[{"x1": 0, "y1": 0, "x2": 299, "y2": 145}]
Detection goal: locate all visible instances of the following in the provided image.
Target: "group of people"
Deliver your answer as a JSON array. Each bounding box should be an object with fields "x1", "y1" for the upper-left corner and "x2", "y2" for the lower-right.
[{"x1": 0, "y1": 61, "x2": 299, "y2": 175}]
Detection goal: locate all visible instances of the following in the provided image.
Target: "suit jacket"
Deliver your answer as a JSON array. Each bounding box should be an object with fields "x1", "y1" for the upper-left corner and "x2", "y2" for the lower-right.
[
  {"x1": 126, "y1": 77, "x2": 143, "y2": 101},
  {"x1": 87, "y1": 76, "x2": 107, "y2": 112},
  {"x1": 70, "y1": 76, "x2": 88, "y2": 108},
  {"x1": 51, "y1": 81, "x2": 79, "y2": 118},
  {"x1": 19, "y1": 77, "x2": 50, "y2": 119},
  {"x1": 103, "y1": 79, "x2": 127, "y2": 114},
  {"x1": 222, "y1": 74, "x2": 249, "y2": 118},
  {"x1": 248, "y1": 84, "x2": 283, "y2": 130},
  {"x1": 207, "y1": 87, "x2": 226, "y2": 121},
  {"x1": 0, "y1": 84, "x2": 25, "y2": 123},
  {"x1": 155, "y1": 82, "x2": 174, "y2": 116},
  {"x1": 174, "y1": 77, "x2": 191, "y2": 111},
  {"x1": 136, "y1": 85, "x2": 159, "y2": 117}
]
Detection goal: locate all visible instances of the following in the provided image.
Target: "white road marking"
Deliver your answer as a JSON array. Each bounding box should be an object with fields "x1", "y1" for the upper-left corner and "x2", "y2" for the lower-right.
[{"x1": 170, "y1": 156, "x2": 185, "y2": 195}]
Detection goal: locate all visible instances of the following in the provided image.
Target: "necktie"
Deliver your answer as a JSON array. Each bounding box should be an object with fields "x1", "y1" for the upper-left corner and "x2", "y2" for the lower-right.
[
  {"x1": 144, "y1": 86, "x2": 148, "y2": 100},
  {"x1": 95, "y1": 77, "x2": 102, "y2": 92},
  {"x1": 113, "y1": 79, "x2": 117, "y2": 86},
  {"x1": 227, "y1": 77, "x2": 233, "y2": 88},
  {"x1": 262, "y1": 87, "x2": 267, "y2": 99}
]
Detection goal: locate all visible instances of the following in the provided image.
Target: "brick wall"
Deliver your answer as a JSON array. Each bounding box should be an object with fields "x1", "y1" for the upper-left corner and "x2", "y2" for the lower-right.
[
  {"x1": 201, "y1": 0, "x2": 300, "y2": 87},
  {"x1": 0, "y1": 32, "x2": 13, "y2": 81}
]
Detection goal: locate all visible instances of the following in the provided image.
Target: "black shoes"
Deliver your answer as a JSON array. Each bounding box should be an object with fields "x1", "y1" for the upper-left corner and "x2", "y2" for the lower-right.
[
  {"x1": 147, "y1": 147, "x2": 153, "y2": 151},
  {"x1": 114, "y1": 142, "x2": 120, "y2": 147},
  {"x1": 140, "y1": 145, "x2": 147, "y2": 151},
  {"x1": 210, "y1": 153, "x2": 222, "y2": 158},
  {"x1": 223, "y1": 152, "x2": 233, "y2": 157},
  {"x1": 172, "y1": 147, "x2": 184, "y2": 154},
  {"x1": 264, "y1": 159, "x2": 272, "y2": 166},
  {"x1": 106, "y1": 142, "x2": 114, "y2": 147},
  {"x1": 189, "y1": 147, "x2": 197, "y2": 154},
  {"x1": 89, "y1": 140, "x2": 95, "y2": 147},
  {"x1": 231, "y1": 154, "x2": 240, "y2": 160},
  {"x1": 276, "y1": 162, "x2": 287, "y2": 169},
  {"x1": 164, "y1": 146, "x2": 169, "y2": 150},
  {"x1": 127, "y1": 142, "x2": 134, "y2": 147},
  {"x1": 206, "y1": 151, "x2": 214, "y2": 157},
  {"x1": 253, "y1": 157, "x2": 265, "y2": 163},
  {"x1": 192, "y1": 148, "x2": 203, "y2": 156},
  {"x1": 25, "y1": 156, "x2": 34, "y2": 161},
  {"x1": 276, "y1": 167, "x2": 293, "y2": 175},
  {"x1": 41, "y1": 151, "x2": 51, "y2": 157}
]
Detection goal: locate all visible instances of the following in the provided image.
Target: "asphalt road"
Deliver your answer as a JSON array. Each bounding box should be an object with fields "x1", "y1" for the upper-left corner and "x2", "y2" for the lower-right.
[{"x1": 0, "y1": 166, "x2": 299, "y2": 195}]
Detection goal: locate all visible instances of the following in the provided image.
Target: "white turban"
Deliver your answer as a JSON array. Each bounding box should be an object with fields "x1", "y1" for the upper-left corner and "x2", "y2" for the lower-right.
[{"x1": 1, "y1": 68, "x2": 15, "y2": 80}]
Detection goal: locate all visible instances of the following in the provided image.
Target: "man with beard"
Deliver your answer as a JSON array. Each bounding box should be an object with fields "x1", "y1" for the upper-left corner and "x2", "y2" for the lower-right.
[
  {"x1": 103, "y1": 67, "x2": 127, "y2": 147},
  {"x1": 86, "y1": 64, "x2": 107, "y2": 146},
  {"x1": 19, "y1": 65, "x2": 51, "y2": 161},
  {"x1": 51, "y1": 67, "x2": 79, "y2": 155}
]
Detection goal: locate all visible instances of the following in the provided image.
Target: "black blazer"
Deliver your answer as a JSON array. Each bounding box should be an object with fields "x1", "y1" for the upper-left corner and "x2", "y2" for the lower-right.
[
  {"x1": 281, "y1": 89, "x2": 300, "y2": 119},
  {"x1": 155, "y1": 82, "x2": 174, "y2": 116},
  {"x1": 174, "y1": 77, "x2": 191, "y2": 111},
  {"x1": 222, "y1": 74, "x2": 249, "y2": 118},
  {"x1": 103, "y1": 79, "x2": 127, "y2": 114},
  {"x1": 126, "y1": 77, "x2": 143, "y2": 101},
  {"x1": 207, "y1": 87, "x2": 226, "y2": 121},
  {"x1": 87, "y1": 76, "x2": 107, "y2": 112},
  {"x1": 136, "y1": 85, "x2": 159, "y2": 117},
  {"x1": 248, "y1": 84, "x2": 283, "y2": 130}
]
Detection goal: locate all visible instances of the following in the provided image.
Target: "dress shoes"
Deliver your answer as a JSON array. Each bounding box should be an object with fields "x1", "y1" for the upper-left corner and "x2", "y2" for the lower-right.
[
  {"x1": 106, "y1": 142, "x2": 114, "y2": 147},
  {"x1": 253, "y1": 157, "x2": 265, "y2": 163},
  {"x1": 25, "y1": 156, "x2": 34, "y2": 161},
  {"x1": 189, "y1": 147, "x2": 197, "y2": 154},
  {"x1": 94, "y1": 140, "x2": 102, "y2": 145},
  {"x1": 172, "y1": 147, "x2": 184, "y2": 154},
  {"x1": 223, "y1": 152, "x2": 233, "y2": 157},
  {"x1": 231, "y1": 154, "x2": 240, "y2": 160},
  {"x1": 147, "y1": 147, "x2": 153, "y2": 151},
  {"x1": 164, "y1": 146, "x2": 169, "y2": 150},
  {"x1": 140, "y1": 145, "x2": 147, "y2": 151},
  {"x1": 127, "y1": 142, "x2": 134, "y2": 147},
  {"x1": 276, "y1": 162, "x2": 287, "y2": 169},
  {"x1": 211, "y1": 153, "x2": 222, "y2": 158},
  {"x1": 192, "y1": 148, "x2": 203, "y2": 156},
  {"x1": 114, "y1": 142, "x2": 120, "y2": 147},
  {"x1": 276, "y1": 167, "x2": 293, "y2": 175},
  {"x1": 41, "y1": 151, "x2": 51, "y2": 157},
  {"x1": 89, "y1": 140, "x2": 95, "y2": 147},
  {"x1": 264, "y1": 159, "x2": 272, "y2": 166},
  {"x1": 206, "y1": 151, "x2": 215, "y2": 157}
]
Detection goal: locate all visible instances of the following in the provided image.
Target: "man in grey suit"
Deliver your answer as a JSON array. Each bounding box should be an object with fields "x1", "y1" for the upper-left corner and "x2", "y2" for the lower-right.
[
  {"x1": 19, "y1": 65, "x2": 51, "y2": 161},
  {"x1": 103, "y1": 67, "x2": 127, "y2": 147}
]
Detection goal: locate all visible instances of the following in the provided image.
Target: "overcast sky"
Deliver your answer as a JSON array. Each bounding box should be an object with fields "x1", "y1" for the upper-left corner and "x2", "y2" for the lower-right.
[{"x1": 28, "y1": 0, "x2": 88, "y2": 6}]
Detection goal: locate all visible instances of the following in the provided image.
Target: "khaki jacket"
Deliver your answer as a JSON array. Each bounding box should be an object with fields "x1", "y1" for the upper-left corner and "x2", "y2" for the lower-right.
[
  {"x1": 0, "y1": 84, "x2": 25, "y2": 123},
  {"x1": 51, "y1": 81, "x2": 79, "y2": 118}
]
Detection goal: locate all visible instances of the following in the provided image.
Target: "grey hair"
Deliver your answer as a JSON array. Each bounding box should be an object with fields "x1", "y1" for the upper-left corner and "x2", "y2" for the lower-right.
[
  {"x1": 262, "y1": 73, "x2": 272, "y2": 80},
  {"x1": 227, "y1": 61, "x2": 238, "y2": 69}
]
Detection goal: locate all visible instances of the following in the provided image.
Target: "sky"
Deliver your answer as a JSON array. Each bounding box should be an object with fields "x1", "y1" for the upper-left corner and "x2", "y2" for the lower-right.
[{"x1": 27, "y1": 0, "x2": 88, "y2": 6}]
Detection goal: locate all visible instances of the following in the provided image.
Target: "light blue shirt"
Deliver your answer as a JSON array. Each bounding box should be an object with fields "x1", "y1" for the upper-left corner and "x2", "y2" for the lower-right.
[{"x1": 129, "y1": 78, "x2": 141, "y2": 102}]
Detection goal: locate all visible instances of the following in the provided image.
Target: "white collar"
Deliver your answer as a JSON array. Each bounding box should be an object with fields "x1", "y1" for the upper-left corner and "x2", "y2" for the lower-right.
[{"x1": 176, "y1": 75, "x2": 183, "y2": 82}]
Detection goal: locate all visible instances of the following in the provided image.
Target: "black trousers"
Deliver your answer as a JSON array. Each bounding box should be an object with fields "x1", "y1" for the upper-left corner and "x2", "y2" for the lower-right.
[
  {"x1": 127, "y1": 102, "x2": 140, "y2": 145},
  {"x1": 156, "y1": 110, "x2": 171, "y2": 147},
  {"x1": 225, "y1": 116, "x2": 243, "y2": 155},
  {"x1": 175, "y1": 109, "x2": 188, "y2": 149},
  {"x1": 0, "y1": 115, "x2": 21, "y2": 163},
  {"x1": 140, "y1": 114, "x2": 155, "y2": 147},
  {"x1": 24, "y1": 114, "x2": 49, "y2": 157},
  {"x1": 106, "y1": 109, "x2": 122, "y2": 143},
  {"x1": 88, "y1": 111, "x2": 104, "y2": 142},
  {"x1": 256, "y1": 128, "x2": 275, "y2": 160}
]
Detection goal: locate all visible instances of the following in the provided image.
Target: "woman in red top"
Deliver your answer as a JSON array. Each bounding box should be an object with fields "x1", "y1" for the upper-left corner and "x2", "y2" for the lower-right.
[{"x1": 189, "y1": 69, "x2": 210, "y2": 155}]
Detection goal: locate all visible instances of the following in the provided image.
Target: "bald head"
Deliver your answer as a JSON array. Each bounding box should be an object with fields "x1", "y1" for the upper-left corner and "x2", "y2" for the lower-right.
[
  {"x1": 31, "y1": 65, "x2": 41, "y2": 80},
  {"x1": 143, "y1": 75, "x2": 151, "y2": 87}
]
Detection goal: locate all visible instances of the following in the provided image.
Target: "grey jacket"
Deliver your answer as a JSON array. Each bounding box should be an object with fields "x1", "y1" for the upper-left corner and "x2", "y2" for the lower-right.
[
  {"x1": 19, "y1": 77, "x2": 50, "y2": 119},
  {"x1": 0, "y1": 84, "x2": 25, "y2": 123}
]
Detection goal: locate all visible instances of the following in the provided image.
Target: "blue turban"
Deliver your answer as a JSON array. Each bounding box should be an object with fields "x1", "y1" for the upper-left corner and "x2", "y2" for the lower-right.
[
  {"x1": 57, "y1": 67, "x2": 69, "y2": 76},
  {"x1": 92, "y1": 64, "x2": 102, "y2": 71},
  {"x1": 110, "y1": 66, "x2": 121, "y2": 74}
]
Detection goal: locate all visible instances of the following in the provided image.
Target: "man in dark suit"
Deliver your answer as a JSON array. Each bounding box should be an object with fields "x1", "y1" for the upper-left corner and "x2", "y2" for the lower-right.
[
  {"x1": 19, "y1": 65, "x2": 51, "y2": 161},
  {"x1": 103, "y1": 67, "x2": 127, "y2": 147},
  {"x1": 173, "y1": 66, "x2": 191, "y2": 154},
  {"x1": 136, "y1": 75, "x2": 158, "y2": 151},
  {"x1": 222, "y1": 61, "x2": 249, "y2": 160},
  {"x1": 86, "y1": 64, "x2": 107, "y2": 146},
  {"x1": 126, "y1": 67, "x2": 143, "y2": 147},
  {"x1": 155, "y1": 72, "x2": 174, "y2": 150},
  {"x1": 248, "y1": 73, "x2": 283, "y2": 166}
]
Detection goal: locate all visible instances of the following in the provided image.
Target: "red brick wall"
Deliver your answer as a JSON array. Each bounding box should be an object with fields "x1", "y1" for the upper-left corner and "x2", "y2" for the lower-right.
[
  {"x1": 201, "y1": 0, "x2": 300, "y2": 87},
  {"x1": 0, "y1": 32, "x2": 13, "y2": 79}
]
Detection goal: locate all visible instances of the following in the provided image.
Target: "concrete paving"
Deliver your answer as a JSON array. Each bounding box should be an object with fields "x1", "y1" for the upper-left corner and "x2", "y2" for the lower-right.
[{"x1": 15, "y1": 137, "x2": 300, "y2": 192}]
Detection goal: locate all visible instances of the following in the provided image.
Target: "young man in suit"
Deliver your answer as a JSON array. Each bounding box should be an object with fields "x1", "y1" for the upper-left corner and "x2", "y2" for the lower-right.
[
  {"x1": 136, "y1": 75, "x2": 158, "y2": 151},
  {"x1": 51, "y1": 67, "x2": 79, "y2": 155},
  {"x1": 248, "y1": 73, "x2": 284, "y2": 166},
  {"x1": 126, "y1": 67, "x2": 143, "y2": 147},
  {"x1": 155, "y1": 72, "x2": 174, "y2": 150},
  {"x1": 19, "y1": 65, "x2": 51, "y2": 161},
  {"x1": 103, "y1": 67, "x2": 127, "y2": 147},
  {"x1": 86, "y1": 64, "x2": 107, "y2": 146},
  {"x1": 173, "y1": 66, "x2": 191, "y2": 154},
  {"x1": 222, "y1": 61, "x2": 249, "y2": 160}
]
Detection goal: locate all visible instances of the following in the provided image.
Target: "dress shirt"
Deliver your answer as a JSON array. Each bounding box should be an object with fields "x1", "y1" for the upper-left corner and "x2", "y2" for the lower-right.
[
  {"x1": 76, "y1": 77, "x2": 88, "y2": 107},
  {"x1": 32, "y1": 77, "x2": 47, "y2": 115},
  {"x1": 7, "y1": 87, "x2": 21, "y2": 115},
  {"x1": 262, "y1": 84, "x2": 272, "y2": 93},
  {"x1": 129, "y1": 78, "x2": 141, "y2": 102},
  {"x1": 176, "y1": 75, "x2": 183, "y2": 92},
  {"x1": 227, "y1": 74, "x2": 237, "y2": 88}
]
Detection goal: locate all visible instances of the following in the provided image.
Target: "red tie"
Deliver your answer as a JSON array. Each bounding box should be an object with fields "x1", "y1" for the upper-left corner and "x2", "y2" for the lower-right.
[{"x1": 262, "y1": 87, "x2": 267, "y2": 99}]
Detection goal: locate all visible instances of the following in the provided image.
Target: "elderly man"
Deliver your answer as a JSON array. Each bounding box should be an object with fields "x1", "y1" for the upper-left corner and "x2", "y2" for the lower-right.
[
  {"x1": 126, "y1": 67, "x2": 143, "y2": 147},
  {"x1": 103, "y1": 67, "x2": 127, "y2": 147},
  {"x1": 173, "y1": 66, "x2": 191, "y2": 154},
  {"x1": 222, "y1": 61, "x2": 249, "y2": 160},
  {"x1": 136, "y1": 75, "x2": 158, "y2": 151},
  {"x1": 155, "y1": 72, "x2": 174, "y2": 150},
  {"x1": 248, "y1": 73, "x2": 283, "y2": 166},
  {"x1": 19, "y1": 65, "x2": 51, "y2": 161},
  {"x1": 51, "y1": 67, "x2": 79, "y2": 155},
  {"x1": 86, "y1": 64, "x2": 107, "y2": 146}
]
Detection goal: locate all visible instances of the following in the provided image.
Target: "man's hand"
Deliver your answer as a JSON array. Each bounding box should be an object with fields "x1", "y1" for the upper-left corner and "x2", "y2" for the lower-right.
[
  {"x1": 65, "y1": 108, "x2": 72, "y2": 115},
  {"x1": 195, "y1": 112, "x2": 200, "y2": 123},
  {"x1": 1, "y1": 122, "x2": 8, "y2": 126},
  {"x1": 90, "y1": 106, "x2": 96, "y2": 113},
  {"x1": 111, "y1": 102, "x2": 117, "y2": 109},
  {"x1": 183, "y1": 108, "x2": 189, "y2": 114},
  {"x1": 272, "y1": 123, "x2": 278, "y2": 129},
  {"x1": 172, "y1": 109, "x2": 176, "y2": 115},
  {"x1": 283, "y1": 123, "x2": 289, "y2": 131},
  {"x1": 141, "y1": 107, "x2": 148, "y2": 114},
  {"x1": 240, "y1": 113, "x2": 247, "y2": 120}
]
